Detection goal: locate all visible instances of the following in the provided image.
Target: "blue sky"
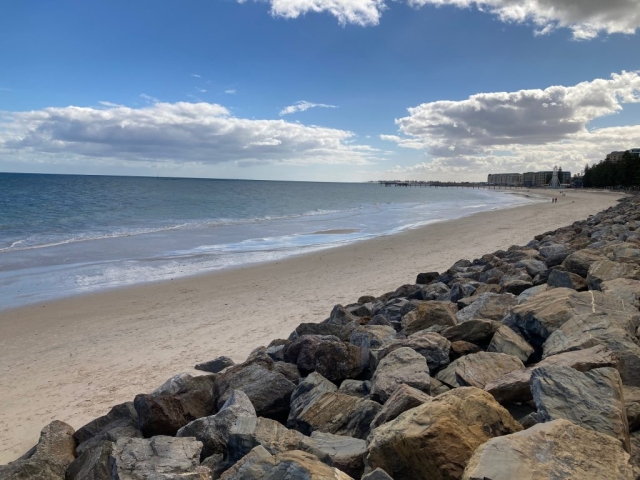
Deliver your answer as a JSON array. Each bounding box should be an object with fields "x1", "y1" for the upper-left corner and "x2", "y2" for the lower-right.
[{"x1": 1, "y1": 0, "x2": 639, "y2": 181}]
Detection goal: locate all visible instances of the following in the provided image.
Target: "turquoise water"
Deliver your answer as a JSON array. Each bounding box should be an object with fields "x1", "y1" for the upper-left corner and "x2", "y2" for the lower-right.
[{"x1": 0, "y1": 173, "x2": 533, "y2": 309}]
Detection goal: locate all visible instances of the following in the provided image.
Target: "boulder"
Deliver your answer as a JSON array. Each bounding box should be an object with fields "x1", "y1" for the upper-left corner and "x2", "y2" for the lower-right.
[
  {"x1": 455, "y1": 293, "x2": 516, "y2": 323},
  {"x1": 500, "y1": 276, "x2": 534, "y2": 296},
  {"x1": 110, "y1": 436, "x2": 211, "y2": 479},
  {"x1": 288, "y1": 373, "x2": 338, "y2": 428},
  {"x1": 73, "y1": 402, "x2": 140, "y2": 456},
  {"x1": 376, "y1": 331, "x2": 450, "y2": 374},
  {"x1": 625, "y1": 386, "x2": 640, "y2": 432},
  {"x1": 370, "y1": 347, "x2": 431, "y2": 403},
  {"x1": 449, "y1": 282, "x2": 477, "y2": 303},
  {"x1": 562, "y1": 249, "x2": 605, "y2": 277},
  {"x1": 177, "y1": 389, "x2": 257, "y2": 461},
  {"x1": 0, "y1": 421, "x2": 75, "y2": 480},
  {"x1": 462, "y1": 419, "x2": 637, "y2": 480},
  {"x1": 401, "y1": 301, "x2": 457, "y2": 335},
  {"x1": 195, "y1": 355, "x2": 235, "y2": 373},
  {"x1": 588, "y1": 259, "x2": 640, "y2": 291},
  {"x1": 300, "y1": 431, "x2": 367, "y2": 478},
  {"x1": 530, "y1": 366, "x2": 630, "y2": 452},
  {"x1": 365, "y1": 387, "x2": 522, "y2": 480},
  {"x1": 338, "y1": 380, "x2": 371, "y2": 398},
  {"x1": 367, "y1": 315, "x2": 392, "y2": 327},
  {"x1": 370, "y1": 384, "x2": 432, "y2": 429},
  {"x1": 135, "y1": 373, "x2": 216, "y2": 437},
  {"x1": 514, "y1": 258, "x2": 548, "y2": 277},
  {"x1": 487, "y1": 326, "x2": 534, "y2": 363},
  {"x1": 485, "y1": 345, "x2": 618, "y2": 404},
  {"x1": 326, "y1": 304, "x2": 359, "y2": 326},
  {"x1": 214, "y1": 358, "x2": 296, "y2": 418},
  {"x1": 284, "y1": 335, "x2": 364, "y2": 384},
  {"x1": 436, "y1": 352, "x2": 524, "y2": 389},
  {"x1": 542, "y1": 312, "x2": 640, "y2": 386},
  {"x1": 362, "y1": 468, "x2": 394, "y2": 480},
  {"x1": 516, "y1": 284, "x2": 548, "y2": 304},
  {"x1": 219, "y1": 446, "x2": 354, "y2": 480},
  {"x1": 289, "y1": 390, "x2": 381, "y2": 440},
  {"x1": 416, "y1": 271, "x2": 440, "y2": 284},
  {"x1": 538, "y1": 243, "x2": 572, "y2": 266},
  {"x1": 602, "y1": 278, "x2": 640, "y2": 309},
  {"x1": 293, "y1": 323, "x2": 355, "y2": 342},
  {"x1": 378, "y1": 298, "x2": 416, "y2": 329},
  {"x1": 65, "y1": 440, "x2": 113, "y2": 480},
  {"x1": 226, "y1": 416, "x2": 305, "y2": 464},
  {"x1": 449, "y1": 340, "x2": 481, "y2": 360},
  {"x1": 547, "y1": 270, "x2": 588, "y2": 291},
  {"x1": 350, "y1": 325, "x2": 396, "y2": 350},
  {"x1": 441, "y1": 319, "x2": 501, "y2": 346},
  {"x1": 510, "y1": 288, "x2": 627, "y2": 347}
]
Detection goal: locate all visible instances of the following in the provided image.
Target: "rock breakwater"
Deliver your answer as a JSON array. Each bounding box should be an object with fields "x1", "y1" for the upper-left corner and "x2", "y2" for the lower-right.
[{"x1": 4, "y1": 195, "x2": 640, "y2": 479}]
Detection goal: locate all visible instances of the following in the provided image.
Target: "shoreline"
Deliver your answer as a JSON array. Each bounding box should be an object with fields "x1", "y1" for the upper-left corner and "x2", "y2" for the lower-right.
[{"x1": 0, "y1": 189, "x2": 622, "y2": 463}]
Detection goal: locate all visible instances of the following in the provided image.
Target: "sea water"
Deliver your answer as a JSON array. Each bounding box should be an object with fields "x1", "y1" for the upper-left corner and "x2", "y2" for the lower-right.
[{"x1": 0, "y1": 173, "x2": 534, "y2": 310}]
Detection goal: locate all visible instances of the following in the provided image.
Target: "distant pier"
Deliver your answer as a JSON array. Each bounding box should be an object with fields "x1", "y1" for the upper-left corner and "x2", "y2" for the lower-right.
[{"x1": 378, "y1": 181, "x2": 520, "y2": 189}]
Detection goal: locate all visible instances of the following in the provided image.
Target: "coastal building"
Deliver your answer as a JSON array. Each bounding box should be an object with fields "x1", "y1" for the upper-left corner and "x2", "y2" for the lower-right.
[
  {"x1": 487, "y1": 173, "x2": 523, "y2": 186},
  {"x1": 522, "y1": 170, "x2": 572, "y2": 187},
  {"x1": 631, "y1": 148, "x2": 640, "y2": 155},
  {"x1": 607, "y1": 151, "x2": 627, "y2": 162}
]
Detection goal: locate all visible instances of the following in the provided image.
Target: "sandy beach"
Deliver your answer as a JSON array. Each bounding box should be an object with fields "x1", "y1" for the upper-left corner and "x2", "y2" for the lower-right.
[{"x1": 0, "y1": 189, "x2": 622, "y2": 463}]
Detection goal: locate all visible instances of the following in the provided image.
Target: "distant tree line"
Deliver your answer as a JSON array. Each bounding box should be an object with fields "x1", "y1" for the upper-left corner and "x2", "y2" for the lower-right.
[{"x1": 583, "y1": 151, "x2": 640, "y2": 188}]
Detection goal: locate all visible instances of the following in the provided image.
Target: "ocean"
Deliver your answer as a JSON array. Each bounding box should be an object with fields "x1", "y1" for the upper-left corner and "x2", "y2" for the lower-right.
[{"x1": 0, "y1": 173, "x2": 534, "y2": 310}]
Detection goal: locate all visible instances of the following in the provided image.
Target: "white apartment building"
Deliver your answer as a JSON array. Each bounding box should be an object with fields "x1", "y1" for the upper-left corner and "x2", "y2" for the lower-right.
[{"x1": 487, "y1": 173, "x2": 523, "y2": 186}]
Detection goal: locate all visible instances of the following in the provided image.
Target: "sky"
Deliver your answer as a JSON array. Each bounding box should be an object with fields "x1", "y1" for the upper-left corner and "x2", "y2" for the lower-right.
[{"x1": 1, "y1": 0, "x2": 639, "y2": 182}]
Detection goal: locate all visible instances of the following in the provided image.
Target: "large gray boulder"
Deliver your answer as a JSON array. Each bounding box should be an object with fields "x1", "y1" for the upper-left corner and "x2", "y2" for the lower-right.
[
  {"x1": 462, "y1": 419, "x2": 637, "y2": 480},
  {"x1": 436, "y1": 352, "x2": 524, "y2": 389},
  {"x1": 562, "y1": 249, "x2": 605, "y2": 277},
  {"x1": 293, "y1": 323, "x2": 355, "y2": 342},
  {"x1": 287, "y1": 374, "x2": 380, "y2": 440},
  {"x1": 177, "y1": 389, "x2": 257, "y2": 460},
  {"x1": 625, "y1": 386, "x2": 640, "y2": 432},
  {"x1": 73, "y1": 402, "x2": 140, "y2": 456},
  {"x1": 485, "y1": 345, "x2": 618, "y2": 404},
  {"x1": 134, "y1": 373, "x2": 216, "y2": 437},
  {"x1": 441, "y1": 319, "x2": 501, "y2": 346},
  {"x1": 530, "y1": 366, "x2": 630, "y2": 452},
  {"x1": 110, "y1": 436, "x2": 211, "y2": 479},
  {"x1": 542, "y1": 312, "x2": 640, "y2": 386},
  {"x1": 370, "y1": 384, "x2": 432, "y2": 429},
  {"x1": 0, "y1": 421, "x2": 75, "y2": 480},
  {"x1": 588, "y1": 259, "x2": 640, "y2": 290},
  {"x1": 455, "y1": 293, "x2": 517, "y2": 324},
  {"x1": 299, "y1": 431, "x2": 367, "y2": 478},
  {"x1": 65, "y1": 440, "x2": 113, "y2": 480},
  {"x1": 284, "y1": 335, "x2": 363, "y2": 384},
  {"x1": 602, "y1": 278, "x2": 640, "y2": 309},
  {"x1": 487, "y1": 326, "x2": 534, "y2": 363},
  {"x1": 510, "y1": 288, "x2": 627, "y2": 347},
  {"x1": 219, "y1": 446, "x2": 353, "y2": 480},
  {"x1": 370, "y1": 347, "x2": 431, "y2": 403},
  {"x1": 546, "y1": 270, "x2": 588, "y2": 291},
  {"x1": 195, "y1": 355, "x2": 235, "y2": 373},
  {"x1": 376, "y1": 331, "x2": 450, "y2": 374},
  {"x1": 214, "y1": 358, "x2": 296, "y2": 418},
  {"x1": 401, "y1": 301, "x2": 457, "y2": 335}
]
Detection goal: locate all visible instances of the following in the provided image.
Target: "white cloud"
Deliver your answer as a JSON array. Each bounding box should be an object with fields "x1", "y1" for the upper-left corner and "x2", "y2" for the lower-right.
[
  {"x1": 382, "y1": 71, "x2": 640, "y2": 180},
  {"x1": 0, "y1": 101, "x2": 378, "y2": 168},
  {"x1": 240, "y1": 0, "x2": 639, "y2": 38},
  {"x1": 191, "y1": 74, "x2": 201, "y2": 78},
  {"x1": 225, "y1": 89, "x2": 237, "y2": 95},
  {"x1": 279, "y1": 100, "x2": 338, "y2": 116},
  {"x1": 196, "y1": 88, "x2": 207, "y2": 93}
]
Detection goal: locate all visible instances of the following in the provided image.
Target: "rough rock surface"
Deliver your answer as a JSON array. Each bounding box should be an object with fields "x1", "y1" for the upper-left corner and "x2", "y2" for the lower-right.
[
  {"x1": 219, "y1": 446, "x2": 354, "y2": 480},
  {"x1": 441, "y1": 319, "x2": 501, "y2": 346},
  {"x1": 195, "y1": 355, "x2": 235, "y2": 373},
  {"x1": 436, "y1": 352, "x2": 524, "y2": 389},
  {"x1": 370, "y1": 347, "x2": 431, "y2": 403},
  {"x1": 485, "y1": 344, "x2": 618, "y2": 404},
  {"x1": 401, "y1": 301, "x2": 457, "y2": 335},
  {"x1": 214, "y1": 359, "x2": 296, "y2": 418},
  {"x1": 366, "y1": 387, "x2": 522, "y2": 480},
  {"x1": 65, "y1": 440, "x2": 113, "y2": 480},
  {"x1": 110, "y1": 436, "x2": 211, "y2": 479},
  {"x1": 487, "y1": 325, "x2": 534, "y2": 362},
  {"x1": 455, "y1": 293, "x2": 516, "y2": 323},
  {"x1": 299, "y1": 431, "x2": 367, "y2": 478},
  {"x1": 0, "y1": 421, "x2": 75, "y2": 480},
  {"x1": 376, "y1": 331, "x2": 450, "y2": 373},
  {"x1": 531, "y1": 366, "x2": 630, "y2": 452},
  {"x1": 462, "y1": 419, "x2": 637, "y2": 480},
  {"x1": 370, "y1": 384, "x2": 432, "y2": 429}
]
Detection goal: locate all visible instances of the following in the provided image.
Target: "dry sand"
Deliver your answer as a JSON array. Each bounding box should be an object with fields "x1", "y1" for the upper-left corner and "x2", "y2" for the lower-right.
[{"x1": 0, "y1": 189, "x2": 622, "y2": 463}]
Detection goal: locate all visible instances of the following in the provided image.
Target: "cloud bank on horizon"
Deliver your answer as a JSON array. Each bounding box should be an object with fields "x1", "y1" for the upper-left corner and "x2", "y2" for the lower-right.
[
  {"x1": 383, "y1": 71, "x2": 640, "y2": 177},
  {"x1": 0, "y1": 102, "x2": 378, "y2": 168},
  {"x1": 242, "y1": 0, "x2": 640, "y2": 39}
]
